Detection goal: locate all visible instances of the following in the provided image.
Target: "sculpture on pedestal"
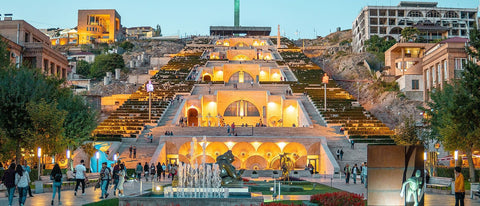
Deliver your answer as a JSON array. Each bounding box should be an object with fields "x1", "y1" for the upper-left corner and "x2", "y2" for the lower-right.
[
  {"x1": 400, "y1": 170, "x2": 423, "y2": 206},
  {"x1": 216, "y1": 150, "x2": 244, "y2": 184}
]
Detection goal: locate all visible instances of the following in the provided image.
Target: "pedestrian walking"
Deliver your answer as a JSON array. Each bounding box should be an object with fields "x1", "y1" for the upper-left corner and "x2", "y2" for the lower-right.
[
  {"x1": 118, "y1": 164, "x2": 126, "y2": 197},
  {"x1": 23, "y1": 161, "x2": 34, "y2": 197},
  {"x1": 133, "y1": 146, "x2": 137, "y2": 159},
  {"x1": 50, "y1": 163, "x2": 63, "y2": 205},
  {"x1": 99, "y1": 162, "x2": 111, "y2": 199},
  {"x1": 340, "y1": 149, "x2": 344, "y2": 160},
  {"x1": 156, "y1": 162, "x2": 163, "y2": 181},
  {"x1": 344, "y1": 164, "x2": 350, "y2": 184},
  {"x1": 150, "y1": 163, "x2": 156, "y2": 181},
  {"x1": 112, "y1": 160, "x2": 121, "y2": 196},
  {"x1": 129, "y1": 145, "x2": 133, "y2": 158},
  {"x1": 149, "y1": 134, "x2": 153, "y2": 143},
  {"x1": 162, "y1": 163, "x2": 166, "y2": 179},
  {"x1": 144, "y1": 162, "x2": 149, "y2": 182},
  {"x1": 74, "y1": 160, "x2": 87, "y2": 196},
  {"x1": 336, "y1": 149, "x2": 340, "y2": 159},
  {"x1": 362, "y1": 162, "x2": 368, "y2": 188},
  {"x1": 171, "y1": 164, "x2": 177, "y2": 181},
  {"x1": 351, "y1": 140, "x2": 355, "y2": 149},
  {"x1": 2, "y1": 163, "x2": 16, "y2": 206},
  {"x1": 135, "y1": 163, "x2": 143, "y2": 181},
  {"x1": 15, "y1": 164, "x2": 30, "y2": 206},
  {"x1": 351, "y1": 164, "x2": 359, "y2": 184},
  {"x1": 455, "y1": 167, "x2": 465, "y2": 206}
]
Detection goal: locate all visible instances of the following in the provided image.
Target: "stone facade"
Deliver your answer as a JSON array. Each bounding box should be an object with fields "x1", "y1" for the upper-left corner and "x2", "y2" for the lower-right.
[
  {"x1": 77, "y1": 9, "x2": 123, "y2": 44},
  {"x1": 0, "y1": 19, "x2": 68, "y2": 78}
]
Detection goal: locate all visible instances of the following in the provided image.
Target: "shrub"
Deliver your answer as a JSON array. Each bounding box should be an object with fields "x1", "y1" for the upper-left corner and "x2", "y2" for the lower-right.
[{"x1": 311, "y1": 191, "x2": 365, "y2": 206}]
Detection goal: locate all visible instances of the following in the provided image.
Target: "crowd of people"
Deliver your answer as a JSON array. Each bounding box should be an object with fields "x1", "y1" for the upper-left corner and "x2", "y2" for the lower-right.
[{"x1": 343, "y1": 162, "x2": 368, "y2": 188}]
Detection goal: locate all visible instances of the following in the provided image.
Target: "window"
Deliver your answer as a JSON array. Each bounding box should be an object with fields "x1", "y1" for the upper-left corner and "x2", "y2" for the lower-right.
[
  {"x1": 224, "y1": 100, "x2": 260, "y2": 117},
  {"x1": 444, "y1": 60, "x2": 448, "y2": 80},
  {"x1": 444, "y1": 11, "x2": 459, "y2": 18},
  {"x1": 455, "y1": 58, "x2": 467, "y2": 70},
  {"x1": 426, "y1": 10, "x2": 441, "y2": 18},
  {"x1": 407, "y1": 10, "x2": 423, "y2": 17},
  {"x1": 412, "y1": 80, "x2": 419, "y2": 90},
  {"x1": 432, "y1": 67, "x2": 436, "y2": 86},
  {"x1": 426, "y1": 70, "x2": 430, "y2": 89},
  {"x1": 437, "y1": 64, "x2": 442, "y2": 83}
]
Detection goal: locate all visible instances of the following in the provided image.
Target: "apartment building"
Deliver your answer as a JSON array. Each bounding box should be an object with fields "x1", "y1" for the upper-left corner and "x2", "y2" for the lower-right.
[{"x1": 352, "y1": 1, "x2": 476, "y2": 53}]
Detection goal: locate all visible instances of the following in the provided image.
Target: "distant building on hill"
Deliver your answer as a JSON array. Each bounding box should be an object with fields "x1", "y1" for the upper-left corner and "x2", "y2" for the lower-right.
[
  {"x1": 126, "y1": 26, "x2": 155, "y2": 39},
  {"x1": 352, "y1": 1, "x2": 477, "y2": 53},
  {"x1": 77, "y1": 9, "x2": 124, "y2": 44},
  {"x1": 0, "y1": 17, "x2": 69, "y2": 78}
]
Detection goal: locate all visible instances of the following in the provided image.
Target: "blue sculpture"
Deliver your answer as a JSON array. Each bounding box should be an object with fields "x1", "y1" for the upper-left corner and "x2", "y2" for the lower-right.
[{"x1": 90, "y1": 144, "x2": 115, "y2": 173}]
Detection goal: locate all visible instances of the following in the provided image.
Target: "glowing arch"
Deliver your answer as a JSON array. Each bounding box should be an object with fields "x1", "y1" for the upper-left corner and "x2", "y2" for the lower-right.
[
  {"x1": 245, "y1": 155, "x2": 268, "y2": 170},
  {"x1": 295, "y1": 156, "x2": 307, "y2": 169},
  {"x1": 224, "y1": 100, "x2": 260, "y2": 117},
  {"x1": 307, "y1": 142, "x2": 321, "y2": 155},
  {"x1": 257, "y1": 142, "x2": 281, "y2": 161},
  {"x1": 227, "y1": 71, "x2": 254, "y2": 83},
  {"x1": 283, "y1": 142, "x2": 308, "y2": 157},
  {"x1": 193, "y1": 155, "x2": 216, "y2": 164},
  {"x1": 178, "y1": 142, "x2": 203, "y2": 159},
  {"x1": 235, "y1": 42, "x2": 249, "y2": 47},
  {"x1": 205, "y1": 142, "x2": 229, "y2": 158},
  {"x1": 232, "y1": 54, "x2": 250, "y2": 61},
  {"x1": 232, "y1": 142, "x2": 256, "y2": 160}
]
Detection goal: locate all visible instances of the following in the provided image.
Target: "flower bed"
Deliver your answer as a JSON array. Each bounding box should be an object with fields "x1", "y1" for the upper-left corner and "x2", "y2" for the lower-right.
[{"x1": 310, "y1": 191, "x2": 365, "y2": 206}]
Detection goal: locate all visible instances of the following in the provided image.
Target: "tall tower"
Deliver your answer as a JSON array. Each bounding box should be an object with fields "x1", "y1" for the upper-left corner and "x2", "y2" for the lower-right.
[
  {"x1": 234, "y1": 0, "x2": 240, "y2": 27},
  {"x1": 277, "y1": 25, "x2": 281, "y2": 48}
]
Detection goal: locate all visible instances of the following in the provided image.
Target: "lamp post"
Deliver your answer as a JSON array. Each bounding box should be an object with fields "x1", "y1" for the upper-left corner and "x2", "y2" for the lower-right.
[
  {"x1": 66, "y1": 149, "x2": 71, "y2": 170},
  {"x1": 146, "y1": 81, "x2": 154, "y2": 122},
  {"x1": 37, "y1": 147, "x2": 41, "y2": 181},
  {"x1": 322, "y1": 73, "x2": 329, "y2": 111},
  {"x1": 96, "y1": 151, "x2": 100, "y2": 173},
  {"x1": 454, "y1": 150, "x2": 458, "y2": 166},
  {"x1": 424, "y1": 151, "x2": 427, "y2": 194}
]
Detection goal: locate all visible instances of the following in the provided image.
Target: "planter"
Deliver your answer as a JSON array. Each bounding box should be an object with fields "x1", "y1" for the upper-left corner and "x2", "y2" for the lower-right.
[{"x1": 34, "y1": 180, "x2": 43, "y2": 194}]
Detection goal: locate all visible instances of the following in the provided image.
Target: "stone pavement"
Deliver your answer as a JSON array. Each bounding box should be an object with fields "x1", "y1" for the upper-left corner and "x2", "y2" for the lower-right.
[{"x1": 0, "y1": 178, "x2": 173, "y2": 206}]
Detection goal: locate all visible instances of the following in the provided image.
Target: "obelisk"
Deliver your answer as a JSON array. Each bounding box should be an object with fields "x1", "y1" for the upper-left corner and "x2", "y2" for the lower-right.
[{"x1": 234, "y1": 0, "x2": 240, "y2": 27}]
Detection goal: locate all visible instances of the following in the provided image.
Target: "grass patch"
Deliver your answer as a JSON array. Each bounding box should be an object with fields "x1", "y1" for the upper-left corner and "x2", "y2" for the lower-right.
[
  {"x1": 82, "y1": 198, "x2": 119, "y2": 206},
  {"x1": 252, "y1": 181, "x2": 340, "y2": 195}
]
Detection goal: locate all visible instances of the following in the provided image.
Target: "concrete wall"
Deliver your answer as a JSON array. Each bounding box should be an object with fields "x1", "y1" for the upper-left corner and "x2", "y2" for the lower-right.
[{"x1": 119, "y1": 195, "x2": 264, "y2": 206}]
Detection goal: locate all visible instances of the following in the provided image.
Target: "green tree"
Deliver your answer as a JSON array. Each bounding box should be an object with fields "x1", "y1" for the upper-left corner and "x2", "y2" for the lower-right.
[
  {"x1": 392, "y1": 115, "x2": 423, "y2": 145},
  {"x1": 89, "y1": 53, "x2": 125, "y2": 78},
  {"x1": 427, "y1": 28, "x2": 480, "y2": 182},
  {"x1": 26, "y1": 99, "x2": 67, "y2": 157},
  {"x1": 0, "y1": 37, "x2": 10, "y2": 68},
  {"x1": 75, "y1": 60, "x2": 91, "y2": 77},
  {"x1": 401, "y1": 27, "x2": 419, "y2": 42},
  {"x1": 119, "y1": 41, "x2": 134, "y2": 51},
  {"x1": 364, "y1": 35, "x2": 396, "y2": 53}
]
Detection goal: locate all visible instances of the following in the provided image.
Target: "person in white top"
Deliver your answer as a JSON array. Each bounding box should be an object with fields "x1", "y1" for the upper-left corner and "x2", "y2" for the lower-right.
[
  {"x1": 15, "y1": 164, "x2": 31, "y2": 206},
  {"x1": 74, "y1": 160, "x2": 87, "y2": 196}
]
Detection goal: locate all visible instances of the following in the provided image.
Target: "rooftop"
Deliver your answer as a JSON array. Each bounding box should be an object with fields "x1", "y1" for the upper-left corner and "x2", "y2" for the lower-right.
[{"x1": 398, "y1": 1, "x2": 437, "y2": 8}]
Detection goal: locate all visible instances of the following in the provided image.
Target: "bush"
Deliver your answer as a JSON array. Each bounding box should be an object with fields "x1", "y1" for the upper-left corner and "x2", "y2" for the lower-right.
[
  {"x1": 436, "y1": 167, "x2": 480, "y2": 181},
  {"x1": 311, "y1": 191, "x2": 365, "y2": 206}
]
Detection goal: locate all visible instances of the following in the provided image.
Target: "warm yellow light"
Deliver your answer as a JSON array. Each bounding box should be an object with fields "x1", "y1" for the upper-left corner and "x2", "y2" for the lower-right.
[
  {"x1": 268, "y1": 102, "x2": 276, "y2": 107},
  {"x1": 251, "y1": 142, "x2": 262, "y2": 150},
  {"x1": 287, "y1": 105, "x2": 295, "y2": 112},
  {"x1": 260, "y1": 71, "x2": 266, "y2": 76},
  {"x1": 454, "y1": 150, "x2": 458, "y2": 160},
  {"x1": 156, "y1": 186, "x2": 162, "y2": 191},
  {"x1": 277, "y1": 142, "x2": 287, "y2": 151},
  {"x1": 226, "y1": 141, "x2": 235, "y2": 149}
]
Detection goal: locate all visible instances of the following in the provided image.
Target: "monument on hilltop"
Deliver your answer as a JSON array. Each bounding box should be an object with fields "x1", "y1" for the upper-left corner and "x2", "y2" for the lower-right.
[{"x1": 234, "y1": 0, "x2": 240, "y2": 27}]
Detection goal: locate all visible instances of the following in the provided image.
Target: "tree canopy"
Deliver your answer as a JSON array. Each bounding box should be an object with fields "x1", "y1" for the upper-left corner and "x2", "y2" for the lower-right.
[
  {"x1": 89, "y1": 53, "x2": 125, "y2": 78},
  {"x1": 364, "y1": 35, "x2": 396, "y2": 53}
]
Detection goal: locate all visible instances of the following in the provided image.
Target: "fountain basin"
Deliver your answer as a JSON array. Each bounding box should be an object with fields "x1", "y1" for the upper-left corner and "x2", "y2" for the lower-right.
[{"x1": 119, "y1": 191, "x2": 264, "y2": 206}]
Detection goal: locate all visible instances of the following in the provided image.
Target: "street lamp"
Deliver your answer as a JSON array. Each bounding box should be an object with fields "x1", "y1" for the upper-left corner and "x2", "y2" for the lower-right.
[
  {"x1": 322, "y1": 73, "x2": 329, "y2": 111},
  {"x1": 424, "y1": 151, "x2": 427, "y2": 195},
  {"x1": 96, "y1": 151, "x2": 100, "y2": 173},
  {"x1": 454, "y1": 150, "x2": 458, "y2": 166},
  {"x1": 66, "y1": 149, "x2": 71, "y2": 170},
  {"x1": 114, "y1": 154, "x2": 118, "y2": 162},
  {"x1": 37, "y1": 147, "x2": 41, "y2": 181},
  {"x1": 146, "y1": 80, "x2": 154, "y2": 122}
]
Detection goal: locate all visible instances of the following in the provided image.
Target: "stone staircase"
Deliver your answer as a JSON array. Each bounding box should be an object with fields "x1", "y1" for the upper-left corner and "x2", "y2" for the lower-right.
[
  {"x1": 325, "y1": 128, "x2": 367, "y2": 175},
  {"x1": 301, "y1": 95, "x2": 327, "y2": 126},
  {"x1": 157, "y1": 96, "x2": 184, "y2": 126},
  {"x1": 281, "y1": 67, "x2": 298, "y2": 82}
]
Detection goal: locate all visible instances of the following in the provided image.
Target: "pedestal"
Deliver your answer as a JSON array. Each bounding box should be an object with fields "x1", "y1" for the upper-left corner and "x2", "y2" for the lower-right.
[{"x1": 34, "y1": 180, "x2": 43, "y2": 194}]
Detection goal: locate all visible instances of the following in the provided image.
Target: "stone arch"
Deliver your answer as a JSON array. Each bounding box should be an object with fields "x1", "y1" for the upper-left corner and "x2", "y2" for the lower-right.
[
  {"x1": 205, "y1": 142, "x2": 229, "y2": 159},
  {"x1": 232, "y1": 156, "x2": 242, "y2": 169},
  {"x1": 426, "y1": 10, "x2": 441, "y2": 18},
  {"x1": 257, "y1": 142, "x2": 281, "y2": 161},
  {"x1": 407, "y1": 10, "x2": 423, "y2": 17},
  {"x1": 223, "y1": 100, "x2": 260, "y2": 117},
  {"x1": 308, "y1": 142, "x2": 321, "y2": 155},
  {"x1": 232, "y1": 142, "x2": 256, "y2": 160},
  {"x1": 389, "y1": 27, "x2": 403, "y2": 34},
  {"x1": 164, "y1": 141, "x2": 178, "y2": 155},
  {"x1": 232, "y1": 54, "x2": 250, "y2": 61},
  {"x1": 444, "y1": 11, "x2": 458, "y2": 18},
  {"x1": 228, "y1": 71, "x2": 254, "y2": 83},
  {"x1": 203, "y1": 74, "x2": 212, "y2": 82},
  {"x1": 234, "y1": 42, "x2": 249, "y2": 47},
  {"x1": 283, "y1": 142, "x2": 308, "y2": 157},
  {"x1": 178, "y1": 154, "x2": 189, "y2": 164},
  {"x1": 295, "y1": 156, "x2": 307, "y2": 169},
  {"x1": 187, "y1": 108, "x2": 198, "y2": 127},
  {"x1": 193, "y1": 155, "x2": 216, "y2": 164},
  {"x1": 245, "y1": 155, "x2": 268, "y2": 170},
  {"x1": 178, "y1": 142, "x2": 203, "y2": 159}
]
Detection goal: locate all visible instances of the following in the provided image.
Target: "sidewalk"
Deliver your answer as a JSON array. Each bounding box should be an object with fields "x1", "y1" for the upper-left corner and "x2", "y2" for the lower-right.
[{"x1": 0, "y1": 178, "x2": 173, "y2": 206}]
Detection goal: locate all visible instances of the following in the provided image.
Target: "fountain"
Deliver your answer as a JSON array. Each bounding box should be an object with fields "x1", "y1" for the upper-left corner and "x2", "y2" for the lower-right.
[{"x1": 119, "y1": 136, "x2": 263, "y2": 206}]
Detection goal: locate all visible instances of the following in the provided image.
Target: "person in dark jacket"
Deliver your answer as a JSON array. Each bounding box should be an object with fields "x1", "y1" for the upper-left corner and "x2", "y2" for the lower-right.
[
  {"x1": 2, "y1": 163, "x2": 16, "y2": 206},
  {"x1": 50, "y1": 163, "x2": 63, "y2": 205},
  {"x1": 144, "y1": 162, "x2": 149, "y2": 182}
]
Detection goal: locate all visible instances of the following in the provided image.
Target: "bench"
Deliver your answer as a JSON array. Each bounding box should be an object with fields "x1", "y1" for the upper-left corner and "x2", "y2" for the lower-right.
[{"x1": 426, "y1": 177, "x2": 452, "y2": 190}]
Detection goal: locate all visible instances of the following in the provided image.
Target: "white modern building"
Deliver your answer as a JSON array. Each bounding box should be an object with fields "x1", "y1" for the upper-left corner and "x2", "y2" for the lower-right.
[{"x1": 352, "y1": 1, "x2": 477, "y2": 53}]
